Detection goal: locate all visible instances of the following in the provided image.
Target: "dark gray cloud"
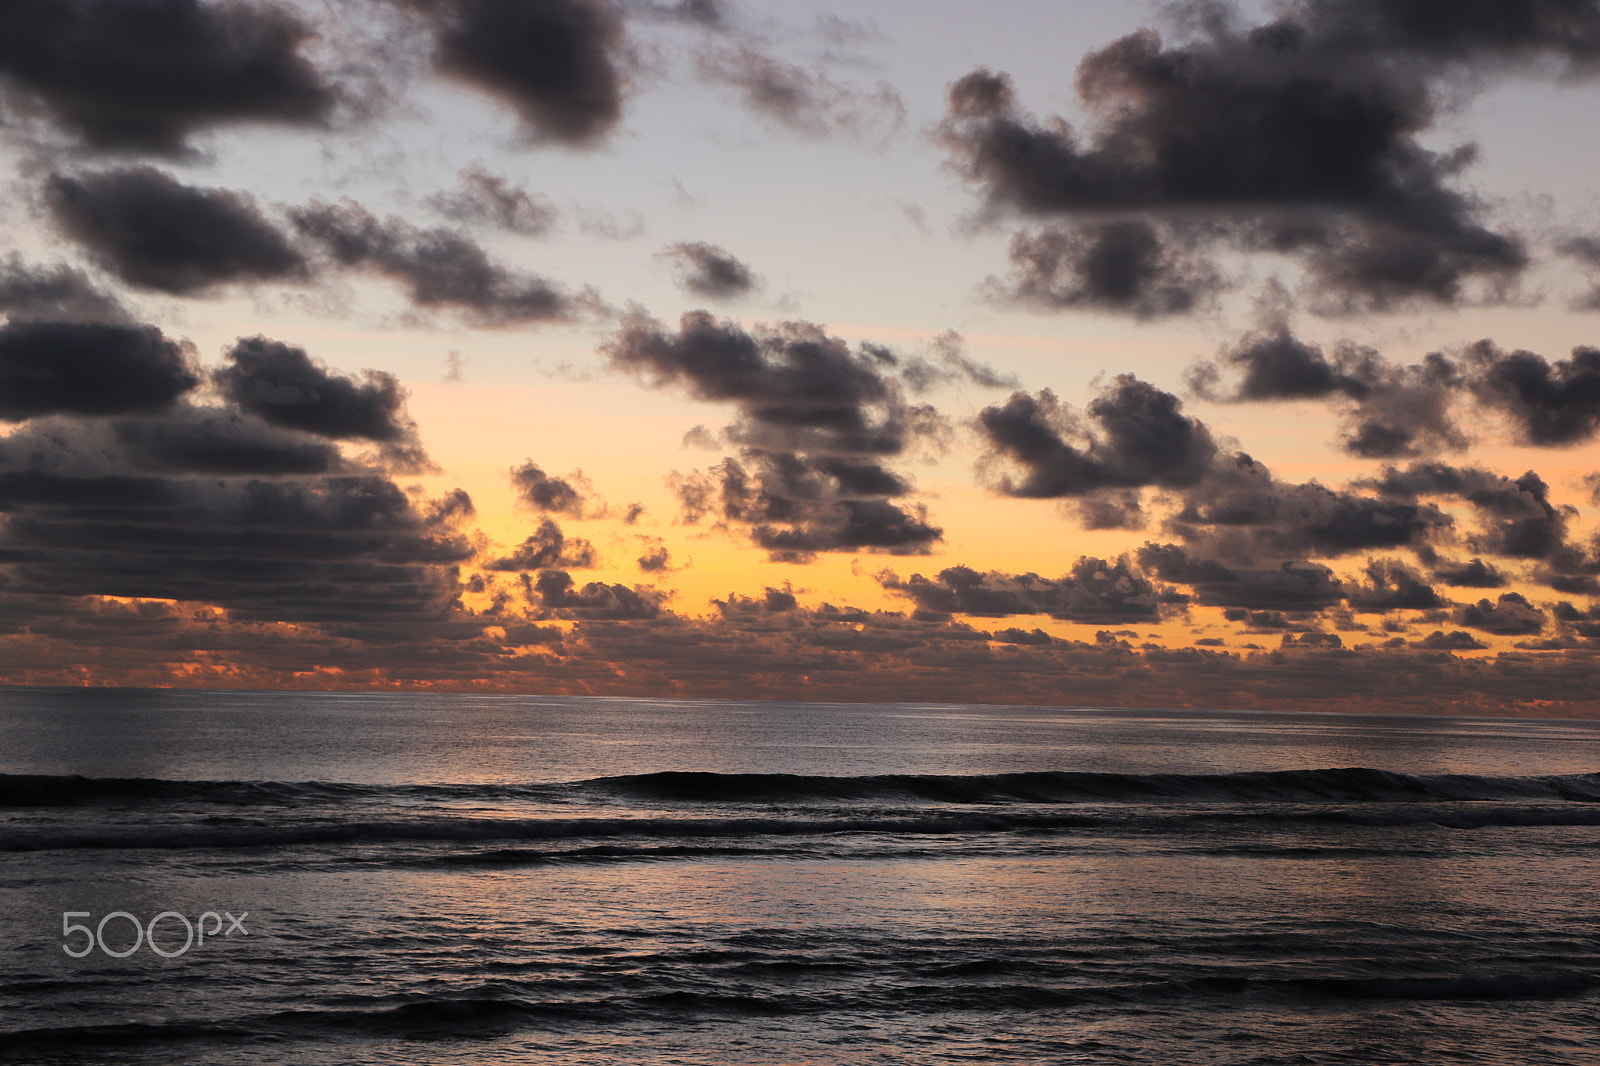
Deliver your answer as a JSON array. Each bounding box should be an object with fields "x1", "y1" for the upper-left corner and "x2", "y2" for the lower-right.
[
  {"x1": 1289, "y1": 216, "x2": 1526, "y2": 315},
  {"x1": 0, "y1": 0, "x2": 335, "y2": 154},
  {"x1": 993, "y1": 221, "x2": 1225, "y2": 319},
  {"x1": 1432, "y1": 557, "x2": 1508, "y2": 588},
  {"x1": 0, "y1": 257, "x2": 130, "y2": 324},
  {"x1": 1360, "y1": 463, "x2": 1573, "y2": 561},
  {"x1": 1222, "y1": 608, "x2": 1300, "y2": 631},
  {"x1": 101, "y1": 407, "x2": 345, "y2": 476},
  {"x1": 0, "y1": 452, "x2": 475, "y2": 626},
  {"x1": 484, "y1": 517, "x2": 597, "y2": 571},
  {"x1": 528, "y1": 569, "x2": 667, "y2": 619},
  {"x1": 509, "y1": 461, "x2": 590, "y2": 517},
  {"x1": 657, "y1": 241, "x2": 759, "y2": 300},
  {"x1": 399, "y1": 0, "x2": 627, "y2": 146},
  {"x1": 425, "y1": 165, "x2": 558, "y2": 236},
  {"x1": 1137, "y1": 544, "x2": 1347, "y2": 610},
  {"x1": 635, "y1": 537, "x2": 670, "y2": 572},
  {"x1": 1414, "y1": 630, "x2": 1489, "y2": 651},
  {"x1": 1280, "y1": 0, "x2": 1600, "y2": 69},
  {"x1": 0, "y1": 315, "x2": 476, "y2": 632},
  {"x1": 290, "y1": 200, "x2": 584, "y2": 325},
  {"x1": 672, "y1": 453, "x2": 941, "y2": 562},
  {"x1": 981, "y1": 370, "x2": 1475, "y2": 598},
  {"x1": 0, "y1": 319, "x2": 198, "y2": 420},
  {"x1": 606, "y1": 312, "x2": 899, "y2": 435},
  {"x1": 977, "y1": 377, "x2": 1218, "y2": 498},
  {"x1": 214, "y1": 336, "x2": 420, "y2": 447},
  {"x1": 1463, "y1": 340, "x2": 1600, "y2": 446},
  {"x1": 46, "y1": 167, "x2": 306, "y2": 295},
  {"x1": 937, "y1": 0, "x2": 1560, "y2": 313},
  {"x1": 1552, "y1": 600, "x2": 1600, "y2": 642},
  {"x1": 1188, "y1": 325, "x2": 1467, "y2": 457},
  {"x1": 1168, "y1": 451, "x2": 1453, "y2": 562},
  {"x1": 1345, "y1": 558, "x2": 1444, "y2": 612},
  {"x1": 1454, "y1": 592, "x2": 1547, "y2": 635},
  {"x1": 608, "y1": 311, "x2": 945, "y2": 560},
  {"x1": 1359, "y1": 462, "x2": 1600, "y2": 592},
  {"x1": 696, "y1": 46, "x2": 904, "y2": 140},
  {"x1": 1, "y1": 404, "x2": 343, "y2": 477},
  {"x1": 712, "y1": 586, "x2": 798, "y2": 619},
  {"x1": 878, "y1": 556, "x2": 1185, "y2": 624}
]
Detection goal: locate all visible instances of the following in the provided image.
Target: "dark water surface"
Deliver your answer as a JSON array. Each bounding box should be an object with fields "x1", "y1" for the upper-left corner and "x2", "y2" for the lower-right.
[{"x1": 3, "y1": 688, "x2": 1598, "y2": 1064}]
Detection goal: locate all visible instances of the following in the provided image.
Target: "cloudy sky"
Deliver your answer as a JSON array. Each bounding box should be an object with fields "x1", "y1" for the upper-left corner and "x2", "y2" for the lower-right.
[{"x1": 0, "y1": 0, "x2": 1598, "y2": 715}]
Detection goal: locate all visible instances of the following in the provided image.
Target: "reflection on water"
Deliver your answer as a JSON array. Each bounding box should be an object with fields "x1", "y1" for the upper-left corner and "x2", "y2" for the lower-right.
[{"x1": 2, "y1": 689, "x2": 1598, "y2": 1064}]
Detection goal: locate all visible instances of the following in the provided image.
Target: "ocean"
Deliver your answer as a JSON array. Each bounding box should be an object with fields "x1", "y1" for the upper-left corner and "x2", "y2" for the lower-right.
[{"x1": 2, "y1": 687, "x2": 1598, "y2": 1064}]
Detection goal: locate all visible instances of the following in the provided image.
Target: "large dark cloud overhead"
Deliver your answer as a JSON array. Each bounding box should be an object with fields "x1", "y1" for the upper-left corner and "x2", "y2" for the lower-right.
[
  {"x1": 291, "y1": 199, "x2": 585, "y2": 325},
  {"x1": 46, "y1": 167, "x2": 306, "y2": 295},
  {"x1": 398, "y1": 0, "x2": 628, "y2": 146},
  {"x1": 0, "y1": 0, "x2": 336, "y2": 154},
  {"x1": 1192, "y1": 326, "x2": 1600, "y2": 455},
  {"x1": 0, "y1": 320, "x2": 199, "y2": 420},
  {"x1": 936, "y1": 0, "x2": 1558, "y2": 312},
  {"x1": 1281, "y1": 0, "x2": 1600, "y2": 69}
]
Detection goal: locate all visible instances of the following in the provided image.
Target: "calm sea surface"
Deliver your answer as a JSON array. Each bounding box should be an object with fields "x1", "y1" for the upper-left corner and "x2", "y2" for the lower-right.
[{"x1": 3, "y1": 687, "x2": 1599, "y2": 1064}]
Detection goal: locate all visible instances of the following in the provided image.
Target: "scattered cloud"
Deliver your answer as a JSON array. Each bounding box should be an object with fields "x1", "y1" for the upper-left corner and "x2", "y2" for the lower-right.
[
  {"x1": 697, "y1": 45, "x2": 904, "y2": 141},
  {"x1": 291, "y1": 199, "x2": 591, "y2": 325},
  {"x1": 657, "y1": 241, "x2": 759, "y2": 299},
  {"x1": 607, "y1": 310, "x2": 944, "y2": 560},
  {"x1": 425, "y1": 164, "x2": 558, "y2": 237}
]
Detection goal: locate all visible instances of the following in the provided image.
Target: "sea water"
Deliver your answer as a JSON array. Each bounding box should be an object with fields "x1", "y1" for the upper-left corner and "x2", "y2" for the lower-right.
[{"x1": 2, "y1": 687, "x2": 1598, "y2": 1064}]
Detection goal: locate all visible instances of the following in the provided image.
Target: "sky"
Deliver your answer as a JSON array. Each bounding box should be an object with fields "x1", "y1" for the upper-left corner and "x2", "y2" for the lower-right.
[{"x1": 0, "y1": 0, "x2": 1598, "y2": 715}]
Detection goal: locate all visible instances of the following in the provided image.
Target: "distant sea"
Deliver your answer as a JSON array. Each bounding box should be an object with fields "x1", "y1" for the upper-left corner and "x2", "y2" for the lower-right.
[{"x1": 3, "y1": 687, "x2": 1599, "y2": 1064}]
